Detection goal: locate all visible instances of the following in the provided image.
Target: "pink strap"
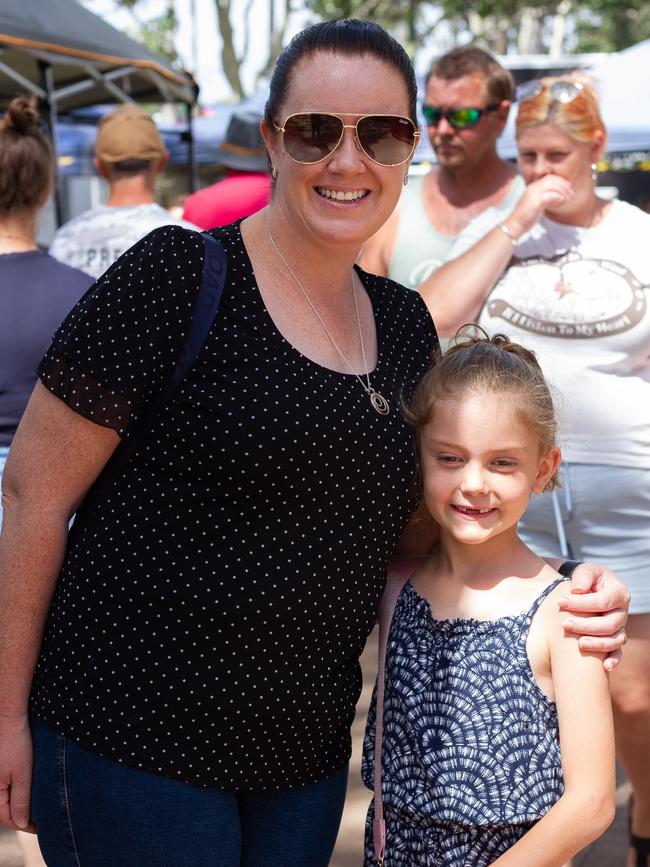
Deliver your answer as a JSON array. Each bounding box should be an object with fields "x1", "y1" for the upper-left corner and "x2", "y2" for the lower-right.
[{"x1": 373, "y1": 558, "x2": 419, "y2": 865}]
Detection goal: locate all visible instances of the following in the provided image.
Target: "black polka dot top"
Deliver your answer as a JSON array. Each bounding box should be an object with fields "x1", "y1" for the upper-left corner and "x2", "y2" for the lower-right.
[{"x1": 31, "y1": 221, "x2": 438, "y2": 791}]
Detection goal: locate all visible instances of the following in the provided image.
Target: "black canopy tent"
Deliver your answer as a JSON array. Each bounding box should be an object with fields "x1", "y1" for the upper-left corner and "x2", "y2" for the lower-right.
[{"x1": 0, "y1": 0, "x2": 199, "y2": 219}]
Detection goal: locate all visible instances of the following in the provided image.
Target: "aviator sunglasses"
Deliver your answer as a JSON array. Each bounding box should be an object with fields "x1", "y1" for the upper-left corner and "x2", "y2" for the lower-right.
[
  {"x1": 273, "y1": 112, "x2": 420, "y2": 167},
  {"x1": 517, "y1": 79, "x2": 584, "y2": 104},
  {"x1": 422, "y1": 103, "x2": 501, "y2": 130}
]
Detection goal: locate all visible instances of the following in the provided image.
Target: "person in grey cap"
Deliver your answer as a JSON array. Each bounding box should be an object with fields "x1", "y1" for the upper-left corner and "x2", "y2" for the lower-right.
[
  {"x1": 182, "y1": 109, "x2": 271, "y2": 229},
  {"x1": 49, "y1": 104, "x2": 197, "y2": 279}
]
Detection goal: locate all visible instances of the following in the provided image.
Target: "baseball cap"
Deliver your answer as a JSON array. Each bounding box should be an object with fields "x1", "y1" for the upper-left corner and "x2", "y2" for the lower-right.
[{"x1": 95, "y1": 104, "x2": 165, "y2": 164}]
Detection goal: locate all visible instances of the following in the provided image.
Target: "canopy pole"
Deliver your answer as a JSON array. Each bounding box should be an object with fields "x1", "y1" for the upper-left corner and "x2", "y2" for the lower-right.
[
  {"x1": 38, "y1": 60, "x2": 64, "y2": 227},
  {"x1": 184, "y1": 101, "x2": 197, "y2": 194}
]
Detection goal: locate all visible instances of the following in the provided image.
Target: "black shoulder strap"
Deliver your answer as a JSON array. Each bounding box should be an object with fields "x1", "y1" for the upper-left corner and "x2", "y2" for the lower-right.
[
  {"x1": 73, "y1": 232, "x2": 227, "y2": 529},
  {"x1": 558, "y1": 559, "x2": 582, "y2": 578}
]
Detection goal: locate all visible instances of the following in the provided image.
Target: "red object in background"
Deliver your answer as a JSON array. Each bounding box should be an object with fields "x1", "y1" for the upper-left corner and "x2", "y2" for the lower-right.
[{"x1": 183, "y1": 171, "x2": 271, "y2": 229}]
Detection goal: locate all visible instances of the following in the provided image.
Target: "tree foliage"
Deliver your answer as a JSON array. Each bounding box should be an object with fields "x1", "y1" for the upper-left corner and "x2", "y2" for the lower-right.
[
  {"x1": 83, "y1": 0, "x2": 178, "y2": 62},
  {"x1": 574, "y1": 0, "x2": 650, "y2": 52},
  {"x1": 306, "y1": 0, "x2": 650, "y2": 56}
]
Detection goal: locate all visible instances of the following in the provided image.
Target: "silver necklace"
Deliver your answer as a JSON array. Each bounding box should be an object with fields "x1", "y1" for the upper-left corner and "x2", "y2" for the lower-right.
[{"x1": 264, "y1": 214, "x2": 389, "y2": 415}]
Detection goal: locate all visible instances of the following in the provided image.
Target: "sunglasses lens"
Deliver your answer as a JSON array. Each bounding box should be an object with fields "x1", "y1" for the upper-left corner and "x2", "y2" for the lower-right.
[
  {"x1": 550, "y1": 82, "x2": 583, "y2": 104},
  {"x1": 517, "y1": 80, "x2": 543, "y2": 103},
  {"x1": 282, "y1": 113, "x2": 343, "y2": 163},
  {"x1": 447, "y1": 108, "x2": 481, "y2": 129},
  {"x1": 357, "y1": 115, "x2": 416, "y2": 165},
  {"x1": 423, "y1": 106, "x2": 441, "y2": 126},
  {"x1": 422, "y1": 106, "x2": 481, "y2": 129}
]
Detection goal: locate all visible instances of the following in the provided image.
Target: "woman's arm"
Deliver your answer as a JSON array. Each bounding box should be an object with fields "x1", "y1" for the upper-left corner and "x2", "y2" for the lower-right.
[
  {"x1": 491, "y1": 596, "x2": 616, "y2": 866},
  {"x1": 0, "y1": 383, "x2": 119, "y2": 830},
  {"x1": 418, "y1": 174, "x2": 575, "y2": 336},
  {"x1": 417, "y1": 221, "x2": 514, "y2": 336}
]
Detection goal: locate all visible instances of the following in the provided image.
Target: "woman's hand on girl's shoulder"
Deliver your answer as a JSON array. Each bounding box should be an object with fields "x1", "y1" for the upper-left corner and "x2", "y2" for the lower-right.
[{"x1": 555, "y1": 562, "x2": 629, "y2": 671}]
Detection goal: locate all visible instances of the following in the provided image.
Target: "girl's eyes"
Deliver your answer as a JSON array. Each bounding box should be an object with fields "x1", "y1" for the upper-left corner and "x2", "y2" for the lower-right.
[{"x1": 435, "y1": 455, "x2": 517, "y2": 469}]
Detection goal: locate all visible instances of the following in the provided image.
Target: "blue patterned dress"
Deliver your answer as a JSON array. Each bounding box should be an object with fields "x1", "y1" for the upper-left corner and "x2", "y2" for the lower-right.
[{"x1": 362, "y1": 577, "x2": 567, "y2": 866}]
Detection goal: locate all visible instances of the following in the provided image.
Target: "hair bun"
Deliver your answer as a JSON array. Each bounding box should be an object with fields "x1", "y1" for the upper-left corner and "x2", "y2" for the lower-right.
[{"x1": 4, "y1": 96, "x2": 40, "y2": 134}]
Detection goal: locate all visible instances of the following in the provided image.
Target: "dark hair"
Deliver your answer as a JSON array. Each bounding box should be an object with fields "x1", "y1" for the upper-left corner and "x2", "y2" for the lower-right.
[
  {"x1": 426, "y1": 45, "x2": 515, "y2": 104},
  {"x1": 406, "y1": 329, "x2": 559, "y2": 493},
  {"x1": 0, "y1": 96, "x2": 53, "y2": 214},
  {"x1": 265, "y1": 19, "x2": 418, "y2": 127},
  {"x1": 105, "y1": 158, "x2": 156, "y2": 180}
]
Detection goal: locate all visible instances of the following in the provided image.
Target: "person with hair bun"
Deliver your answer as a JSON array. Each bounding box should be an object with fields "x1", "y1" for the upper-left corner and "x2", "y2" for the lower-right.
[
  {"x1": 0, "y1": 95, "x2": 91, "y2": 486},
  {"x1": 0, "y1": 92, "x2": 91, "y2": 521},
  {"x1": 0, "y1": 95, "x2": 92, "y2": 867},
  {"x1": 362, "y1": 331, "x2": 615, "y2": 866},
  {"x1": 420, "y1": 76, "x2": 650, "y2": 866}
]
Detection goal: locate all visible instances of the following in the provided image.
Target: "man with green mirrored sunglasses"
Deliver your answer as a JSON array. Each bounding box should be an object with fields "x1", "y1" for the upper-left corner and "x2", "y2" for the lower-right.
[{"x1": 360, "y1": 46, "x2": 525, "y2": 291}]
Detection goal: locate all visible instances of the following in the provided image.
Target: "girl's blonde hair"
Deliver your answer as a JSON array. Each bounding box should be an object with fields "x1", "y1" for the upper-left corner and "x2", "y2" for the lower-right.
[
  {"x1": 406, "y1": 329, "x2": 560, "y2": 493},
  {"x1": 516, "y1": 75, "x2": 606, "y2": 146}
]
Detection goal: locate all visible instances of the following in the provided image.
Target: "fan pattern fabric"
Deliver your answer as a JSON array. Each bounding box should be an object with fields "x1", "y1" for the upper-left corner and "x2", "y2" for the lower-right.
[{"x1": 362, "y1": 578, "x2": 567, "y2": 866}]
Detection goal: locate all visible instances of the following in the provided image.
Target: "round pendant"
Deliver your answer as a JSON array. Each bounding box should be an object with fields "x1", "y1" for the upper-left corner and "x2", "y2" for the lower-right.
[{"x1": 369, "y1": 389, "x2": 390, "y2": 415}]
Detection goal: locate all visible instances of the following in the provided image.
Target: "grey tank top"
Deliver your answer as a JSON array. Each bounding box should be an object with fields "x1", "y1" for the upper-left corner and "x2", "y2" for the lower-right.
[{"x1": 388, "y1": 172, "x2": 525, "y2": 290}]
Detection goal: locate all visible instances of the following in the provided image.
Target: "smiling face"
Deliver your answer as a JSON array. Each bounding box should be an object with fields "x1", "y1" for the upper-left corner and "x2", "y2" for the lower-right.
[
  {"x1": 261, "y1": 51, "x2": 414, "y2": 250},
  {"x1": 517, "y1": 122, "x2": 604, "y2": 215},
  {"x1": 419, "y1": 391, "x2": 560, "y2": 548},
  {"x1": 424, "y1": 73, "x2": 508, "y2": 172}
]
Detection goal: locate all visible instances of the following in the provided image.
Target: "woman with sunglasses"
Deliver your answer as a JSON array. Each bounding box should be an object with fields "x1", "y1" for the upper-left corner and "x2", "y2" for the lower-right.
[
  {"x1": 0, "y1": 28, "x2": 631, "y2": 867},
  {"x1": 420, "y1": 76, "x2": 650, "y2": 867}
]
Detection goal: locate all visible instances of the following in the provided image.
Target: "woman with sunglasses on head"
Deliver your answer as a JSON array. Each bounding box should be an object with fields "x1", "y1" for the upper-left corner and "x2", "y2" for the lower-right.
[
  {"x1": 420, "y1": 76, "x2": 650, "y2": 867},
  {"x1": 0, "y1": 30, "x2": 631, "y2": 867}
]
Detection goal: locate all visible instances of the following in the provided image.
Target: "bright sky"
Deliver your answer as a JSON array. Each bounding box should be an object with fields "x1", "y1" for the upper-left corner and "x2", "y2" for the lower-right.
[{"x1": 84, "y1": 0, "x2": 311, "y2": 104}]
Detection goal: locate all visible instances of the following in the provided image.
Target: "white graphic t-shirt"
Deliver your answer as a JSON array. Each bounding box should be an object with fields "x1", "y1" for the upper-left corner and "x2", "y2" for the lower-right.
[
  {"x1": 49, "y1": 203, "x2": 198, "y2": 280},
  {"x1": 451, "y1": 199, "x2": 650, "y2": 467}
]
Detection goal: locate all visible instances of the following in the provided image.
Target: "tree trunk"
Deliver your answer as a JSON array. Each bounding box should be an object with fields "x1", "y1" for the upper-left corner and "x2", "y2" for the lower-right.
[
  {"x1": 517, "y1": 7, "x2": 544, "y2": 54},
  {"x1": 214, "y1": 0, "x2": 246, "y2": 99},
  {"x1": 549, "y1": 0, "x2": 572, "y2": 57},
  {"x1": 257, "y1": 0, "x2": 291, "y2": 84}
]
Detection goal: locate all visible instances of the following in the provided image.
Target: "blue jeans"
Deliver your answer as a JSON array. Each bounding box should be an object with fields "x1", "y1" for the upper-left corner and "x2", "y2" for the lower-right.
[{"x1": 31, "y1": 718, "x2": 348, "y2": 866}]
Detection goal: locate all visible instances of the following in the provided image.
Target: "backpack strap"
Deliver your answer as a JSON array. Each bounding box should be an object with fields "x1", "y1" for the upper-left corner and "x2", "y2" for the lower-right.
[
  {"x1": 373, "y1": 557, "x2": 420, "y2": 866},
  {"x1": 72, "y1": 232, "x2": 227, "y2": 532}
]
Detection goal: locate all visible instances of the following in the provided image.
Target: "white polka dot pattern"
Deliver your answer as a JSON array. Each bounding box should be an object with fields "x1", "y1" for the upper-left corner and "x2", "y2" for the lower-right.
[{"x1": 31, "y1": 221, "x2": 439, "y2": 791}]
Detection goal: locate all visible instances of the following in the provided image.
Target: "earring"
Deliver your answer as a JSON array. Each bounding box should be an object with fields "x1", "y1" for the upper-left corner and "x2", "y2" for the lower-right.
[
  {"x1": 271, "y1": 166, "x2": 277, "y2": 179},
  {"x1": 591, "y1": 162, "x2": 598, "y2": 183},
  {"x1": 403, "y1": 174, "x2": 409, "y2": 186}
]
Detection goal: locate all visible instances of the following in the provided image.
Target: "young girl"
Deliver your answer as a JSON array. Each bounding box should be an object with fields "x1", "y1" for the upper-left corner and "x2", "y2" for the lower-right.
[{"x1": 362, "y1": 332, "x2": 615, "y2": 866}]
